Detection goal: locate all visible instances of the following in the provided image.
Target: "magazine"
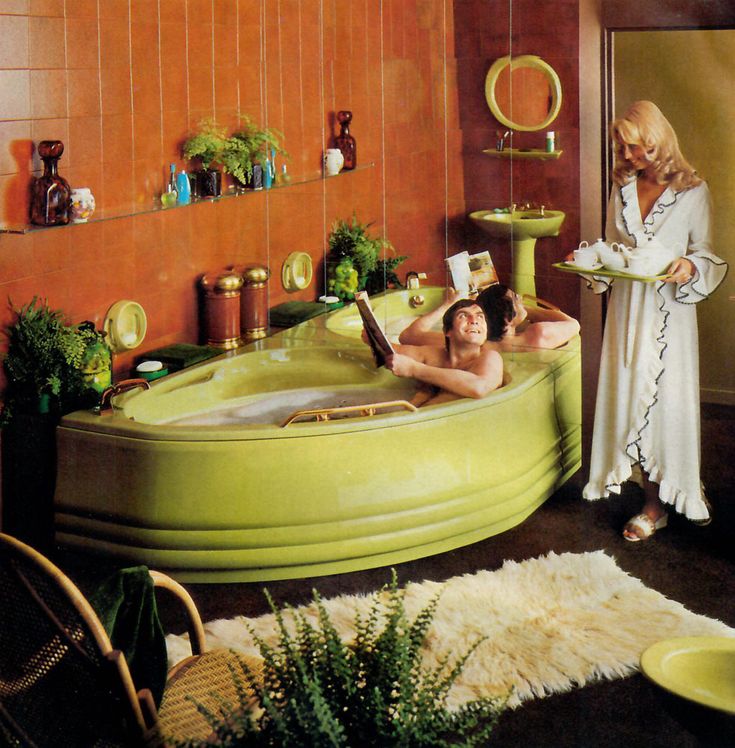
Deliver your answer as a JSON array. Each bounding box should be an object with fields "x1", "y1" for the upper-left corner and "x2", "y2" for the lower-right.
[
  {"x1": 354, "y1": 291, "x2": 395, "y2": 367},
  {"x1": 445, "y1": 250, "x2": 498, "y2": 293}
]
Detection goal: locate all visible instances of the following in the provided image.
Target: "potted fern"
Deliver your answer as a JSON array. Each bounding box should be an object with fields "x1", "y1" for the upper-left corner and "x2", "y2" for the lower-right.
[
  {"x1": 326, "y1": 215, "x2": 407, "y2": 300},
  {"x1": 182, "y1": 119, "x2": 229, "y2": 197},
  {"x1": 169, "y1": 571, "x2": 506, "y2": 747},
  {"x1": 0, "y1": 297, "x2": 110, "y2": 551},
  {"x1": 225, "y1": 115, "x2": 288, "y2": 189}
]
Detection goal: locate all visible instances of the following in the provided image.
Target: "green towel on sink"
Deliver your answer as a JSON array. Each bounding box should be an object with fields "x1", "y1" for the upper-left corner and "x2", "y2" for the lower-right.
[{"x1": 270, "y1": 301, "x2": 329, "y2": 327}]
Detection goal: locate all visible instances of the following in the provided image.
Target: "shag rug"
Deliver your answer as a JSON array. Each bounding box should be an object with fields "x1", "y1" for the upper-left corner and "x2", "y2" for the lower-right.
[{"x1": 166, "y1": 551, "x2": 734, "y2": 708}]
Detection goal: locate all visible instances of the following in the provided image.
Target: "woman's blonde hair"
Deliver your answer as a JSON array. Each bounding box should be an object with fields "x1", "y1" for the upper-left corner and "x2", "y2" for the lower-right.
[{"x1": 610, "y1": 100, "x2": 701, "y2": 191}]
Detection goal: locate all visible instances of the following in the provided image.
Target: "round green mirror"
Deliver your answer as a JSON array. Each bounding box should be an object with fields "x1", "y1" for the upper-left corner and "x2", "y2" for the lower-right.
[{"x1": 485, "y1": 55, "x2": 562, "y2": 132}]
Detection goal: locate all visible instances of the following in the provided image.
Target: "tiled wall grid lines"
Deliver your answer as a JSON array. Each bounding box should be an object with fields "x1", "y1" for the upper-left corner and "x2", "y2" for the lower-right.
[{"x1": 0, "y1": 0, "x2": 579, "y2": 379}]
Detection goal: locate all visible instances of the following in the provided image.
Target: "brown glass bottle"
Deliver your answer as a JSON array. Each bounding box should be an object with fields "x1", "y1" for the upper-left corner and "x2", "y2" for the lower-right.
[
  {"x1": 30, "y1": 140, "x2": 71, "y2": 226},
  {"x1": 336, "y1": 111, "x2": 356, "y2": 170}
]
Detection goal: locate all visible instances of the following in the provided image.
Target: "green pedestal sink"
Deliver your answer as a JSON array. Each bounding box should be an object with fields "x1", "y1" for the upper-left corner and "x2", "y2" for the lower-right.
[{"x1": 469, "y1": 209, "x2": 565, "y2": 296}]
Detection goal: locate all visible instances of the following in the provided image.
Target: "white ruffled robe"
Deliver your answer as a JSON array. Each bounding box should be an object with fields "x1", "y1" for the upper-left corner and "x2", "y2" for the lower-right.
[{"x1": 583, "y1": 180, "x2": 728, "y2": 520}]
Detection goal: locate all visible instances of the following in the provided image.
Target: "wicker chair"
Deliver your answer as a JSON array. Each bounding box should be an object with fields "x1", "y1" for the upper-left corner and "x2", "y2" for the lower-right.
[{"x1": 0, "y1": 532, "x2": 260, "y2": 747}]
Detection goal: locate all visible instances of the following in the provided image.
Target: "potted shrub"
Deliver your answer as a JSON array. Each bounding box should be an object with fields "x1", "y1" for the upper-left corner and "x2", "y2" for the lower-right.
[
  {"x1": 225, "y1": 115, "x2": 288, "y2": 190},
  {"x1": 0, "y1": 297, "x2": 110, "y2": 550},
  {"x1": 182, "y1": 120, "x2": 229, "y2": 197},
  {"x1": 168, "y1": 571, "x2": 506, "y2": 746},
  {"x1": 326, "y1": 215, "x2": 407, "y2": 300}
]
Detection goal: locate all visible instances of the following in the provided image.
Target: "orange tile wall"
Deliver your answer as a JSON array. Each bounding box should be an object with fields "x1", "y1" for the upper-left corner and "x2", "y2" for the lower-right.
[{"x1": 0, "y1": 0, "x2": 579, "y2": 382}]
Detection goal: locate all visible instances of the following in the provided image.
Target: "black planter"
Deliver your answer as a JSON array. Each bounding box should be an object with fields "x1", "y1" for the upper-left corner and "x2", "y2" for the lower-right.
[
  {"x1": 1, "y1": 412, "x2": 58, "y2": 554},
  {"x1": 194, "y1": 168, "x2": 222, "y2": 198},
  {"x1": 241, "y1": 163, "x2": 260, "y2": 190}
]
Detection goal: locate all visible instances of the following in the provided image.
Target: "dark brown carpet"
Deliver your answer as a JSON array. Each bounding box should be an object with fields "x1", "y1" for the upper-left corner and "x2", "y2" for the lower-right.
[{"x1": 58, "y1": 403, "x2": 735, "y2": 747}]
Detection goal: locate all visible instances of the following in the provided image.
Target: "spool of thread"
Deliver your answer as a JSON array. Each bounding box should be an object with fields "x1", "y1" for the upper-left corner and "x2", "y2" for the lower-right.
[
  {"x1": 241, "y1": 266, "x2": 270, "y2": 341},
  {"x1": 200, "y1": 270, "x2": 244, "y2": 349}
]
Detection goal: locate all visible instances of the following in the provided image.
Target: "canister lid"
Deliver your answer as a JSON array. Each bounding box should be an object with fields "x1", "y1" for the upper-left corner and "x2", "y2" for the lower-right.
[{"x1": 200, "y1": 271, "x2": 244, "y2": 293}]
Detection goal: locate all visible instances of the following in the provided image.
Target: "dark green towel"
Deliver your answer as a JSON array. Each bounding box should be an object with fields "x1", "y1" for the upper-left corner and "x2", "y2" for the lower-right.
[
  {"x1": 269, "y1": 301, "x2": 329, "y2": 327},
  {"x1": 88, "y1": 566, "x2": 168, "y2": 707}
]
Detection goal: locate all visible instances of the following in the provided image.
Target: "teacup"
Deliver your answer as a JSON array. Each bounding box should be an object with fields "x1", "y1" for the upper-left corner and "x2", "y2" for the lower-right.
[{"x1": 572, "y1": 241, "x2": 599, "y2": 268}]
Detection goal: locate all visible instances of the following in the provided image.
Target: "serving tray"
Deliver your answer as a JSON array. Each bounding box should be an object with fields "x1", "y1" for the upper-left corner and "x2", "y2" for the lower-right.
[{"x1": 552, "y1": 262, "x2": 669, "y2": 284}]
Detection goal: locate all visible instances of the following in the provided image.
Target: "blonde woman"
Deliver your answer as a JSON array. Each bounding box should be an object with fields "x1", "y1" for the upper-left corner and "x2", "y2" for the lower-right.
[{"x1": 582, "y1": 101, "x2": 727, "y2": 540}]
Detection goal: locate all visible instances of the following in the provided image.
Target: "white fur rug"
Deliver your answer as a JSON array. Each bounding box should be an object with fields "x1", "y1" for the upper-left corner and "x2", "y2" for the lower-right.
[{"x1": 166, "y1": 551, "x2": 734, "y2": 708}]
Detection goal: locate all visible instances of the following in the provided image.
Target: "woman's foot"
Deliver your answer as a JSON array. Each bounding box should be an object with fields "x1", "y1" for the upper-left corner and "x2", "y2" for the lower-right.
[{"x1": 623, "y1": 512, "x2": 668, "y2": 542}]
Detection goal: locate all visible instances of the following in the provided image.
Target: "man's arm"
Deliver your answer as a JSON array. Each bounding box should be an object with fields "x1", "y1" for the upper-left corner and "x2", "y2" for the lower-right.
[
  {"x1": 397, "y1": 288, "x2": 463, "y2": 346},
  {"x1": 386, "y1": 345, "x2": 503, "y2": 399},
  {"x1": 521, "y1": 298, "x2": 580, "y2": 349}
]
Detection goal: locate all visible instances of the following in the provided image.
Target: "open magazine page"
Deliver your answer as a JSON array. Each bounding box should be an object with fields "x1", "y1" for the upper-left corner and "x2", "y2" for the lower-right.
[
  {"x1": 445, "y1": 250, "x2": 498, "y2": 293},
  {"x1": 354, "y1": 291, "x2": 394, "y2": 367}
]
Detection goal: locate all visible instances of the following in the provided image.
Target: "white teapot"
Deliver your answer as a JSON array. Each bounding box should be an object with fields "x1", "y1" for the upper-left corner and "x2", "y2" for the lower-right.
[
  {"x1": 597, "y1": 241, "x2": 631, "y2": 271},
  {"x1": 624, "y1": 236, "x2": 678, "y2": 276}
]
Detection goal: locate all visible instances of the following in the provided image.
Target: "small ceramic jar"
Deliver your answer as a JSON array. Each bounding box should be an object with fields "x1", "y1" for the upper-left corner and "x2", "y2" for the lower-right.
[
  {"x1": 70, "y1": 188, "x2": 96, "y2": 223},
  {"x1": 324, "y1": 148, "x2": 344, "y2": 176}
]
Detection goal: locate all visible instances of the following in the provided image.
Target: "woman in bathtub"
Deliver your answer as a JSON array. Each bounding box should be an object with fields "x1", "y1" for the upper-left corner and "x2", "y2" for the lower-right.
[
  {"x1": 381, "y1": 298, "x2": 503, "y2": 406},
  {"x1": 398, "y1": 283, "x2": 580, "y2": 351}
]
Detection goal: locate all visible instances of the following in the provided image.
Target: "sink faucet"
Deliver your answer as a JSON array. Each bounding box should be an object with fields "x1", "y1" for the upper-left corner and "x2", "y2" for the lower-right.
[
  {"x1": 405, "y1": 271, "x2": 427, "y2": 290},
  {"x1": 496, "y1": 130, "x2": 510, "y2": 152},
  {"x1": 95, "y1": 378, "x2": 151, "y2": 415}
]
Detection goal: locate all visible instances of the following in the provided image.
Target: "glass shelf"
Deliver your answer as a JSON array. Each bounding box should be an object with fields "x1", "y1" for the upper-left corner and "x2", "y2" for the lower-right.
[
  {"x1": 0, "y1": 163, "x2": 375, "y2": 235},
  {"x1": 482, "y1": 148, "x2": 563, "y2": 160}
]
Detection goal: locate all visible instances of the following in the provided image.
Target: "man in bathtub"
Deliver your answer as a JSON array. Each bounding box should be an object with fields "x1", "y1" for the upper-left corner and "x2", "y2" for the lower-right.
[
  {"x1": 398, "y1": 284, "x2": 580, "y2": 353},
  {"x1": 378, "y1": 298, "x2": 504, "y2": 407}
]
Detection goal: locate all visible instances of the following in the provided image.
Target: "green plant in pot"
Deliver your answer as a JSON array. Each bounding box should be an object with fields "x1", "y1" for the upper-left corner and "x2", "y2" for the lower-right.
[
  {"x1": 182, "y1": 119, "x2": 229, "y2": 197},
  {"x1": 169, "y1": 571, "x2": 506, "y2": 747},
  {"x1": 0, "y1": 297, "x2": 110, "y2": 425},
  {"x1": 225, "y1": 115, "x2": 288, "y2": 189},
  {"x1": 327, "y1": 215, "x2": 407, "y2": 300}
]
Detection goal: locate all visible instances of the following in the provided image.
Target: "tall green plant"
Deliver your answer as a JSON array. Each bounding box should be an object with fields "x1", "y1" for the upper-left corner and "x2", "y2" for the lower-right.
[{"x1": 170, "y1": 571, "x2": 506, "y2": 747}]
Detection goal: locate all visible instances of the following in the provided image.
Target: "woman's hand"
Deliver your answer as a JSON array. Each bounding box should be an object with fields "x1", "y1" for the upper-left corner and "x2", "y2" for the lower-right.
[{"x1": 664, "y1": 257, "x2": 695, "y2": 284}]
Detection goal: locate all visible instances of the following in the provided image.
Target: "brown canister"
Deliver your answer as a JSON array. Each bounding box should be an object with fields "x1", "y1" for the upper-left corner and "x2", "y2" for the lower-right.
[
  {"x1": 200, "y1": 270, "x2": 244, "y2": 349},
  {"x1": 240, "y1": 266, "x2": 270, "y2": 341}
]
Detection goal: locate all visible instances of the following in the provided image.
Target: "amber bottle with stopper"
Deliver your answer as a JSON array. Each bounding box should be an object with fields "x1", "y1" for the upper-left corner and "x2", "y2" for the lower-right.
[
  {"x1": 30, "y1": 140, "x2": 71, "y2": 226},
  {"x1": 335, "y1": 111, "x2": 356, "y2": 170}
]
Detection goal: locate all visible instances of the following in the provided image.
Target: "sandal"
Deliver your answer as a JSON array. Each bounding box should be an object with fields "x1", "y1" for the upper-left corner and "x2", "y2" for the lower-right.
[{"x1": 623, "y1": 513, "x2": 668, "y2": 542}]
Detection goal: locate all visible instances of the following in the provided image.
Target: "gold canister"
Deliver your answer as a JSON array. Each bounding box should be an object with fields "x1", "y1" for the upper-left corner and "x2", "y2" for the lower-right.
[
  {"x1": 240, "y1": 266, "x2": 270, "y2": 341},
  {"x1": 200, "y1": 270, "x2": 244, "y2": 349}
]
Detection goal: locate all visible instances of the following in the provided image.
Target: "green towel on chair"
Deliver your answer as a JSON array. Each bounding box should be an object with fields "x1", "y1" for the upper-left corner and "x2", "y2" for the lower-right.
[{"x1": 89, "y1": 565, "x2": 168, "y2": 707}]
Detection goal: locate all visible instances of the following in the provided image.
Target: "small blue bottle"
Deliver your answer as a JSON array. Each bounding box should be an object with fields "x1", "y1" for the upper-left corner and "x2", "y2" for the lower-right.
[
  {"x1": 263, "y1": 158, "x2": 273, "y2": 189},
  {"x1": 176, "y1": 170, "x2": 191, "y2": 205}
]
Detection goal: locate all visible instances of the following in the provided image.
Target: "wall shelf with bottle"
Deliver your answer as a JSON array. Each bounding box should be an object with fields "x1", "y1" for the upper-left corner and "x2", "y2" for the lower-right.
[
  {"x1": 0, "y1": 162, "x2": 376, "y2": 235},
  {"x1": 482, "y1": 148, "x2": 563, "y2": 160}
]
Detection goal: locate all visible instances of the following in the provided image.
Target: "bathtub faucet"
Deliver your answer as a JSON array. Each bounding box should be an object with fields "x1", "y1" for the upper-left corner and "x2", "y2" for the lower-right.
[
  {"x1": 405, "y1": 271, "x2": 427, "y2": 290},
  {"x1": 406, "y1": 271, "x2": 427, "y2": 308},
  {"x1": 96, "y1": 378, "x2": 151, "y2": 415}
]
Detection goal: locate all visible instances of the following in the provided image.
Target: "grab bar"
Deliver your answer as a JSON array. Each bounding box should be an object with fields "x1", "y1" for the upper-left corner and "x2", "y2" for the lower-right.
[{"x1": 280, "y1": 399, "x2": 417, "y2": 427}]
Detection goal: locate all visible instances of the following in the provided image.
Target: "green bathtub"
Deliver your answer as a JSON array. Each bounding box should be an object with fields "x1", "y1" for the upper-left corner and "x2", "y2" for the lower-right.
[{"x1": 54, "y1": 288, "x2": 581, "y2": 582}]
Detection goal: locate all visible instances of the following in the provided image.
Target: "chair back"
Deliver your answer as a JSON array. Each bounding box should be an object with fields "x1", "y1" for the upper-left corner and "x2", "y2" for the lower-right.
[{"x1": 0, "y1": 532, "x2": 150, "y2": 747}]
